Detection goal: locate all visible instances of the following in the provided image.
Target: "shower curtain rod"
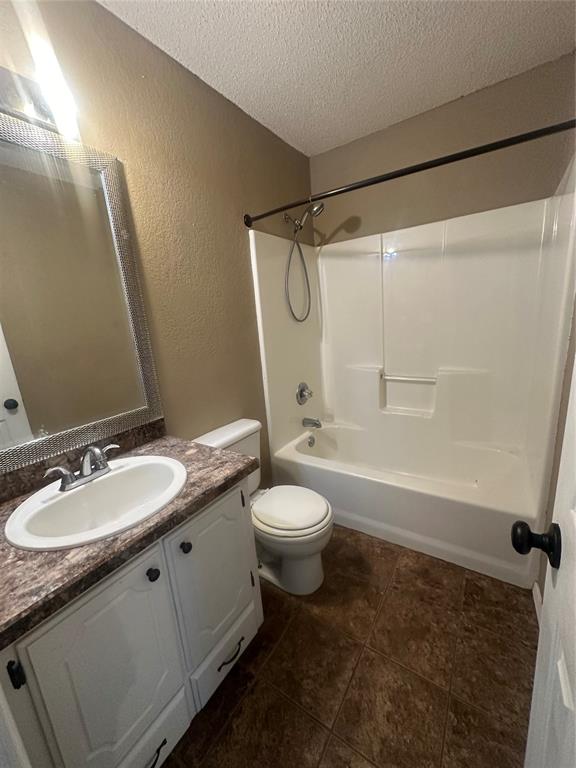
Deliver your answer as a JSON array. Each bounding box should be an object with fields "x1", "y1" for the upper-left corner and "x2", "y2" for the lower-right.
[{"x1": 243, "y1": 118, "x2": 576, "y2": 228}]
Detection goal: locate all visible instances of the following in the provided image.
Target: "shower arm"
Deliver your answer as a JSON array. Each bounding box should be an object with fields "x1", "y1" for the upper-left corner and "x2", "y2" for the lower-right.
[{"x1": 243, "y1": 118, "x2": 576, "y2": 228}]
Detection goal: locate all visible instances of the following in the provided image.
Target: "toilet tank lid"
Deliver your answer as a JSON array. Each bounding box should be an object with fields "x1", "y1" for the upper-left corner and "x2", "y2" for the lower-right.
[{"x1": 194, "y1": 419, "x2": 262, "y2": 449}]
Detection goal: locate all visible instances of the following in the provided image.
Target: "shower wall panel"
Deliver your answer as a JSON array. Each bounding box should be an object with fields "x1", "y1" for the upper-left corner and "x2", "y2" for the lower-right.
[{"x1": 250, "y1": 231, "x2": 324, "y2": 453}]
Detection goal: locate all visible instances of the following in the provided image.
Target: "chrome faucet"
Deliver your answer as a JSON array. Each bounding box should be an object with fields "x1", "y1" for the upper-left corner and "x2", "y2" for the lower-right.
[
  {"x1": 81, "y1": 445, "x2": 119, "y2": 477},
  {"x1": 302, "y1": 418, "x2": 322, "y2": 429},
  {"x1": 44, "y1": 444, "x2": 119, "y2": 492}
]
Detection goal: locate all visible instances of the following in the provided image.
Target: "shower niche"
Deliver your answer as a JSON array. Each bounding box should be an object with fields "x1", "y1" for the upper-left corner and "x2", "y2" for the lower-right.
[{"x1": 379, "y1": 372, "x2": 436, "y2": 414}]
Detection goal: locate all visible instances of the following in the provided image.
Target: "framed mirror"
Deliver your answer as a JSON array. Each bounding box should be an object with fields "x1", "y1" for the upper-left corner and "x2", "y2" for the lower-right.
[{"x1": 0, "y1": 111, "x2": 161, "y2": 472}]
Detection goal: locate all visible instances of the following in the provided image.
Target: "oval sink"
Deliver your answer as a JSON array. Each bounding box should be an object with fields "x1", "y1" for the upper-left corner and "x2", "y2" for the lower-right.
[{"x1": 5, "y1": 456, "x2": 187, "y2": 551}]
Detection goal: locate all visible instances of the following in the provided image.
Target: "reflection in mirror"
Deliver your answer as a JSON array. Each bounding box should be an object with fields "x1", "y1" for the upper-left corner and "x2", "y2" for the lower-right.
[{"x1": 0, "y1": 139, "x2": 146, "y2": 450}]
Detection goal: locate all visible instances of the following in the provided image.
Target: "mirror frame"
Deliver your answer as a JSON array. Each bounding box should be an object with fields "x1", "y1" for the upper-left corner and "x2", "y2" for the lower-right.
[{"x1": 0, "y1": 111, "x2": 162, "y2": 472}]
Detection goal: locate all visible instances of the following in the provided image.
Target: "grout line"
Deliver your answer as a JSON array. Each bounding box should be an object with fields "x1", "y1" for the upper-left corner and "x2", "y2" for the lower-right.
[
  {"x1": 365, "y1": 642, "x2": 452, "y2": 693},
  {"x1": 439, "y1": 573, "x2": 468, "y2": 767},
  {"x1": 326, "y1": 732, "x2": 381, "y2": 768},
  {"x1": 326, "y1": 644, "x2": 368, "y2": 765},
  {"x1": 266, "y1": 679, "x2": 331, "y2": 730},
  {"x1": 265, "y1": 680, "x2": 375, "y2": 768},
  {"x1": 450, "y1": 692, "x2": 532, "y2": 734},
  {"x1": 315, "y1": 731, "x2": 332, "y2": 767}
]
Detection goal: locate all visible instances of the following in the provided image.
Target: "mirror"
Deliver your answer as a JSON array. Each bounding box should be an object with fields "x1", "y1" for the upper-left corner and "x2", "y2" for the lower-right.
[{"x1": 0, "y1": 111, "x2": 161, "y2": 471}]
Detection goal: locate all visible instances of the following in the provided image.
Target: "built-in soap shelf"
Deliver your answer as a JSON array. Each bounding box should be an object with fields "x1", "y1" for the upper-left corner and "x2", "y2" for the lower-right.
[
  {"x1": 346, "y1": 365, "x2": 437, "y2": 416},
  {"x1": 380, "y1": 371, "x2": 437, "y2": 415}
]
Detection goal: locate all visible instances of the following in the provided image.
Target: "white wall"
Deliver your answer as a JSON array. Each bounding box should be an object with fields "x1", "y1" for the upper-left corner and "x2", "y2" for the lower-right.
[{"x1": 250, "y1": 231, "x2": 324, "y2": 453}]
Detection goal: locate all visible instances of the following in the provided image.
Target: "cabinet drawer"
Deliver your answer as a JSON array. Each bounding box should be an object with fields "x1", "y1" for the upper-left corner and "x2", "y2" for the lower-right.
[
  {"x1": 191, "y1": 601, "x2": 258, "y2": 707},
  {"x1": 116, "y1": 687, "x2": 192, "y2": 768}
]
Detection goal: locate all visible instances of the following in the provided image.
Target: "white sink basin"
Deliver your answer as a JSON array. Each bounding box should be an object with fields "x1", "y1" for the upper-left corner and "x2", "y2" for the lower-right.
[{"x1": 5, "y1": 456, "x2": 187, "y2": 551}]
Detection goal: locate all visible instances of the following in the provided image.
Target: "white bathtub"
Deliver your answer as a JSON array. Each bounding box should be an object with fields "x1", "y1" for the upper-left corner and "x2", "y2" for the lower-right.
[{"x1": 273, "y1": 425, "x2": 539, "y2": 587}]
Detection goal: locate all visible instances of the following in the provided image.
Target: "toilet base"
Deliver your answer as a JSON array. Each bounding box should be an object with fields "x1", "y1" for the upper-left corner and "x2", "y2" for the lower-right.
[{"x1": 257, "y1": 548, "x2": 325, "y2": 595}]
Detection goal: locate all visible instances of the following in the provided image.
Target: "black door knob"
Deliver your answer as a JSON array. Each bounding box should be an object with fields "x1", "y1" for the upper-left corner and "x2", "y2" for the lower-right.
[
  {"x1": 180, "y1": 541, "x2": 192, "y2": 554},
  {"x1": 146, "y1": 567, "x2": 161, "y2": 582},
  {"x1": 511, "y1": 521, "x2": 561, "y2": 569},
  {"x1": 3, "y1": 399, "x2": 18, "y2": 411}
]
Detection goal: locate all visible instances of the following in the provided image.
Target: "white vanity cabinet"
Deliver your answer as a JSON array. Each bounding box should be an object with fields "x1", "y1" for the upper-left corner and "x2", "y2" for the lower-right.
[
  {"x1": 7, "y1": 480, "x2": 262, "y2": 768},
  {"x1": 16, "y1": 543, "x2": 187, "y2": 768}
]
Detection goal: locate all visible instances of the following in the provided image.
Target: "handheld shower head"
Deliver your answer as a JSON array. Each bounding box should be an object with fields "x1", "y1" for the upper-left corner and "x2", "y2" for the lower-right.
[{"x1": 298, "y1": 201, "x2": 325, "y2": 229}]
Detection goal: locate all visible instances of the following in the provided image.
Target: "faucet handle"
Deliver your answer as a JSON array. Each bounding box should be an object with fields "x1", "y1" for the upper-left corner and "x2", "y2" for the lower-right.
[
  {"x1": 296, "y1": 382, "x2": 314, "y2": 405},
  {"x1": 102, "y1": 444, "x2": 120, "y2": 458},
  {"x1": 43, "y1": 466, "x2": 76, "y2": 491}
]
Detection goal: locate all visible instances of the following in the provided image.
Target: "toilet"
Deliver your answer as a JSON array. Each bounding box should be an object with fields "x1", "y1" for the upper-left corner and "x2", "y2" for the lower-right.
[{"x1": 195, "y1": 419, "x2": 333, "y2": 595}]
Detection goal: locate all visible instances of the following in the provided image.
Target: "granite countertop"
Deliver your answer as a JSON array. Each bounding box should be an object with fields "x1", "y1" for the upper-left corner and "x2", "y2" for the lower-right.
[{"x1": 0, "y1": 436, "x2": 258, "y2": 651}]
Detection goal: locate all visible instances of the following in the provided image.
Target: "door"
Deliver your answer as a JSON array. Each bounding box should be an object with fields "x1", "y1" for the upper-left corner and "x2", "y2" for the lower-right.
[
  {"x1": 525, "y1": 351, "x2": 576, "y2": 767},
  {"x1": 0, "y1": 322, "x2": 32, "y2": 446},
  {"x1": 18, "y1": 545, "x2": 183, "y2": 768},
  {"x1": 165, "y1": 486, "x2": 255, "y2": 670}
]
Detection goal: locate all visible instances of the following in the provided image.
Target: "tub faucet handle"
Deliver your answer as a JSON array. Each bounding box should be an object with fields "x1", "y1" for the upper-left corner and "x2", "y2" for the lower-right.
[{"x1": 296, "y1": 382, "x2": 313, "y2": 405}]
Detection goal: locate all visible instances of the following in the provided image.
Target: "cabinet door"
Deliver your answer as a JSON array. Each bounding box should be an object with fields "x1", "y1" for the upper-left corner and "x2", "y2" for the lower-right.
[
  {"x1": 18, "y1": 545, "x2": 184, "y2": 768},
  {"x1": 166, "y1": 486, "x2": 255, "y2": 669}
]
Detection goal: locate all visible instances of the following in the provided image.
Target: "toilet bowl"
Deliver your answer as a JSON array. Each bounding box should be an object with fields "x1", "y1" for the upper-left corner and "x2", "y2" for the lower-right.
[
  {"x1": 195, "y1": 419, "x2": 333, "y2": 595},
  {"x1": 252, "y1": 485, "x2": 333, "y2": 594}
]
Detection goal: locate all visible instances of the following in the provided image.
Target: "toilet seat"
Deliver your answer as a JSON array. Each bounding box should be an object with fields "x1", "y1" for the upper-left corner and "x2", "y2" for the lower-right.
[{"x1": 252, "y1": 485, "x2": 332, "y2": 538}]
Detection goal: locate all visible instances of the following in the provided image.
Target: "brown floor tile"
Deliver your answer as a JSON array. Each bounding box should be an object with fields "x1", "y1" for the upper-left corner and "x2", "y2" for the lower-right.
[
  {"x1": 163, "y1": 752, "x2": 184, "y2": 768},
  {"x1": 200, "y1": 682, "x2": 329, "y2": 768},
  {"x1": 324, "y1": 526, "x2": 401, "y2": 591},
  {"x1": 462, "y1": 573, "x2": 538, "y2": 648},
  {"x1": 179, "y1": 664, "x2": 254, "y2": 766},
  {"x1": 237, "y1": 579, "x2": 300, "y2": 676},
  {"x1": 263, "y1": 611, "x2": 362, "y2": 726},
  {"x1": 392, "y1": 550, "x2": 465, "y2": 610},
  {"x1": 369, "y1": 588, "x2": 458, "y2": 689},
  {"x1": 319, "y1": 736, "x2": 377, "y2": 767},
  {"x1": 335, "y1": 648, "x2": 447, "y2": 768},
  {"x1": 451, "y1": 624, "x2": 536, "y2": 726},
  {"x1": 300, "y1": 568, "x2": 383, "y2": 642},
  {"x1": 443, "y1": 697, "x2": 527, "y2": 768}
]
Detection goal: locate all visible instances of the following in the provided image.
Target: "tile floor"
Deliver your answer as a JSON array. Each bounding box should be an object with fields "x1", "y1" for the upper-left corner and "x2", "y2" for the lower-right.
[{"x1": 165, "y1": 525, "x2": 538, "y2": 768}]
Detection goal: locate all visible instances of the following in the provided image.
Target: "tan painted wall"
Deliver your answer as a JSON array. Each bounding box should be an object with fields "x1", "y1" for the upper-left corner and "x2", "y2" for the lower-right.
[
  {"x1": 0, "y1": 161, "x2": 143, "y2": 435},
  {"x1": 310, "y1": 54, "x2": 575, "y2": 244},
  {"x1": 0, "y1": 1, "x2": 311, "y2": 474}
]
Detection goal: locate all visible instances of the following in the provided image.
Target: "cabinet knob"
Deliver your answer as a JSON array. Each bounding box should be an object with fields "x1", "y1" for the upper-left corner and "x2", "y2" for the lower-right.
[
  {"x1": 180, "y1": 541, "x2": 192, "y2": 554},
  {"x1": 146, "y1": 567, "x2": 161, "y2": 582},
  {"x1": 3, "y1": 398, "x2": 18, "y2": 411}
]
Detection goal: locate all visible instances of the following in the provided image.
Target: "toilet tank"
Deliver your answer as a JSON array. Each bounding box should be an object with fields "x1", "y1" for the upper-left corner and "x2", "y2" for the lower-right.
[{"x1": 194, "y1": 419, "x2": 262, "y2": 494}]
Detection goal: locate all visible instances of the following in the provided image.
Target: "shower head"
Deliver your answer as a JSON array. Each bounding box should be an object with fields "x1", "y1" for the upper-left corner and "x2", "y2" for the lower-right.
[
  {"x1": 309, "y1": 202, "x2": 325, "y2": 217},
  {"x1": 286, "y1": 201, "x2": 325, "y2": 232},
  {"x1": 299, "y1": 202, "x2": 324, "y2": 229}
]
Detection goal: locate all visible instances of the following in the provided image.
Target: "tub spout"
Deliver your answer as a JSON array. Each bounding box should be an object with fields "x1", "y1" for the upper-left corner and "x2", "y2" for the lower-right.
[{"x1": 302, "y1": 418, "x2": 322, "y2": 429}]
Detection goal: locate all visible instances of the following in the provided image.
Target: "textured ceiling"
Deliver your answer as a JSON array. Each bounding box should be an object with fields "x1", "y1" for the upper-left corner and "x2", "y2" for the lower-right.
[{"x1": 99, "y1": 0, "x2": 575, "y2": 156}]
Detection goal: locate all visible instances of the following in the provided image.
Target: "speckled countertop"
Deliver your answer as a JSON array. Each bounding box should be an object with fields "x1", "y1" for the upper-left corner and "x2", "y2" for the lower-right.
[{"x1": 0, "y1": 437, "x2": 258, "y2": 650}]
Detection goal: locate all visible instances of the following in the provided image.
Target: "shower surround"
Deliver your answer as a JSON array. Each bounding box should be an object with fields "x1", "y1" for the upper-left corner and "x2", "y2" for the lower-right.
[{"x1": 250, "y1": 165, "x2": 575, "y2": 587}]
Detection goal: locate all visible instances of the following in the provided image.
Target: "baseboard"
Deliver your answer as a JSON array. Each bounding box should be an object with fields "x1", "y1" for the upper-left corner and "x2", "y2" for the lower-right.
[{"x1": 532, "y1": 581, "x2": 543, "y2": 625}]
